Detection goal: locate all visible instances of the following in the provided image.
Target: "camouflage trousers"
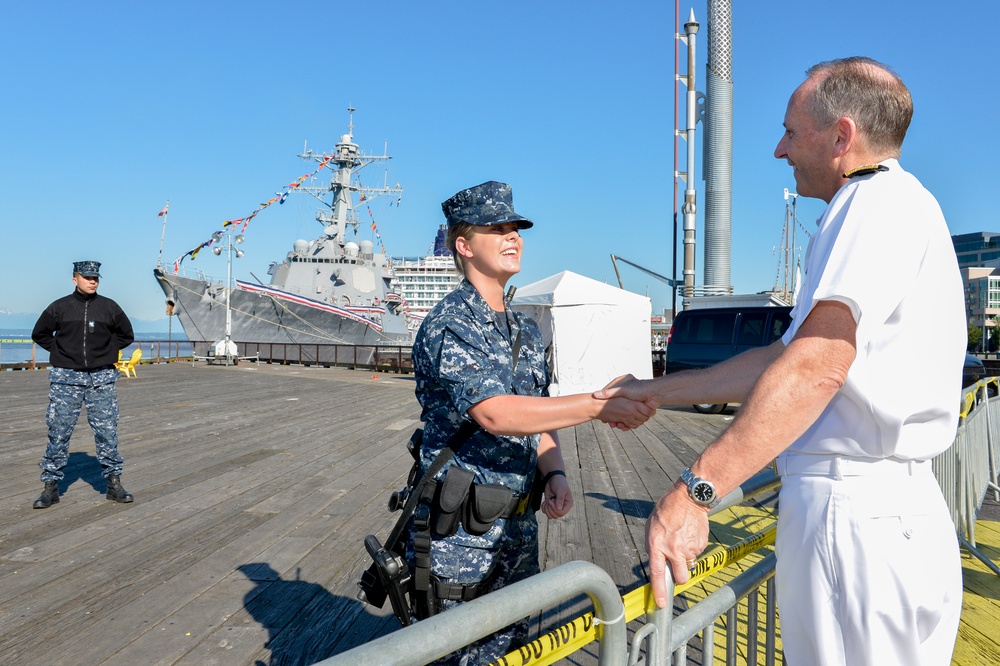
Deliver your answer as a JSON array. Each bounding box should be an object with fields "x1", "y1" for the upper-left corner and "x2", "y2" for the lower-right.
[
  {"x1": 420, "y1": 516, "x2": 540, "y2": 666},
  {"x1": 40, "y1": 366, "x2": 124, "y2": 482}
]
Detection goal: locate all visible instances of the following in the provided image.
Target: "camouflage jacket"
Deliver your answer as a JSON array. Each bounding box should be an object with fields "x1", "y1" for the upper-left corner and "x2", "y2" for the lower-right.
[{"x1": 412, "y1": 279, "x2": 549, "y2": 496}]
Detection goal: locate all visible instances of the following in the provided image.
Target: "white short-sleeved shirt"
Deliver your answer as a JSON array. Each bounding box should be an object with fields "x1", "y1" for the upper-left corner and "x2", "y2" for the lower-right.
[{"x1": 781, "y1": 159, "x2": 965, "y2": 460}]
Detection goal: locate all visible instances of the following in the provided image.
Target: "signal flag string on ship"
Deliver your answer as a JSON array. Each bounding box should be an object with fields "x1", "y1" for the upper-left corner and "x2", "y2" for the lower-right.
[
  {"x1": 168, "y1": 153, "x2": 404, "y2": 276},
  {"x1": 170, "y1": 155, "x2": 338, "y2": 274},
  {"x1": 358, "y1": 189, "x2": 393, "y2": 267}
]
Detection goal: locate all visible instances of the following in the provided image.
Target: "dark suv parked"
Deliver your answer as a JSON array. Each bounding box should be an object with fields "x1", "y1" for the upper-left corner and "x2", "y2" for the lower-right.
[
  {"x1": 963, "y1": 353, "x2": 985, "y2": 389},
  {"x1": 666, "y1": 306, "x2": 793, "y2": 413}
]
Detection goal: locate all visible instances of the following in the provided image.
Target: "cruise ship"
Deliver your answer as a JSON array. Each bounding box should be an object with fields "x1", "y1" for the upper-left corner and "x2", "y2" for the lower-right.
[{"x1": 391, "y1": 225, "x2": 461, "y2": 330}]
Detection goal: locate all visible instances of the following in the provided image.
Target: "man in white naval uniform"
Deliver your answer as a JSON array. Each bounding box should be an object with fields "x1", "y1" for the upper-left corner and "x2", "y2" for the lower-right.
[{"x1": 597, "y1": 57, "x2": 965, "y2": 665}]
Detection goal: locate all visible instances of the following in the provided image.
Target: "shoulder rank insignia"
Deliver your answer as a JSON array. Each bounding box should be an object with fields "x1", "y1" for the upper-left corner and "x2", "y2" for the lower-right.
[{"x1": 842, "y1": 164, "x2": 889, "y2": 179}]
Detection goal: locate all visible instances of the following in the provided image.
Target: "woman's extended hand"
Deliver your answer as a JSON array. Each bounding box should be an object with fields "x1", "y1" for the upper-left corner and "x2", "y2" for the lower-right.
[
  {"x1": 596, "y1": 397, "x2": 656, "y2": 430},
  {"x1": 594, "y1": 375, "x2": 659, "y2": 430},
  {"x1": 540, "y1": 473, "x2": 574, "y2": 519}
]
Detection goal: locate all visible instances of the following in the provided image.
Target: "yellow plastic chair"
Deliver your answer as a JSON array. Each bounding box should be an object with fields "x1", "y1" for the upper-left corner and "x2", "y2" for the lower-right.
[
  {"x1": 116, "y1": 349, "x2": 142, "y2": 378},
  {"x1": 114, "y1": 350, "x2": 128, "y2": 373}
]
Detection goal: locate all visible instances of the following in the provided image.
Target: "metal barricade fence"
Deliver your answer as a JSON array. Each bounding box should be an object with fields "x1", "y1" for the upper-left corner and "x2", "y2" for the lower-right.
[
  {"x1": 941, "y1": 381, "x2": 1000, "y2": 576},
  {"x1": 313, "y1": 561, "x2": 628, "y2": 666},
  {"x1": 655, "y1": 555, "x2": 777, "y2": 666},
  {"x1": 319, "y1": 473, "x2": 781, "y2": 666},
  {"x1": 189, "y1": 340, "x2": 413, "y2": 373},
  {"x1": 316, "y1": 382, "x2": 1000, "y2": 665},
  {"x1": 646, "y1": 471, "x2": 780, "y2": 666}
]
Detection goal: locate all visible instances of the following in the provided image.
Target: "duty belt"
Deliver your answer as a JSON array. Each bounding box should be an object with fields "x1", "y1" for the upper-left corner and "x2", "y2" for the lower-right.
[{"x1": 425, "y1": 477, "x2": 531, "y2": 519}]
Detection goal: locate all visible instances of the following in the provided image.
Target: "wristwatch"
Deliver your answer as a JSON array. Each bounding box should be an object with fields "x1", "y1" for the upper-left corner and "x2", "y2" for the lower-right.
[{"x1": 680, "y1": 467, "x2": 719, "y2": 508}]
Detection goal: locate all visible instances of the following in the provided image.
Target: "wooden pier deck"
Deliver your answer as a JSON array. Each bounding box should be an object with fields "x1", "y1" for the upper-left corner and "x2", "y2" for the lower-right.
[{"x1": 0, "y1": 362, "x2": 997, "y2": 665}]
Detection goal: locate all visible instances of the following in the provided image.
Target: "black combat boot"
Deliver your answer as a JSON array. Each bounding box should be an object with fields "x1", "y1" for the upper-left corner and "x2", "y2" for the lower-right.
[
  {"x1": 106, "y1": 475, "x2": 134, "y2": 503},
  {"x1": 33, "y1": 481, "x2": 60, "y2": 509}
]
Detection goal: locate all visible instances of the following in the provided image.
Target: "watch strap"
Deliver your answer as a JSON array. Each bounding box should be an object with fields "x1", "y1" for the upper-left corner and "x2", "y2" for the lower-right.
[{"x1": 680, "y1": 467, "x2": 719, "y2": 508}]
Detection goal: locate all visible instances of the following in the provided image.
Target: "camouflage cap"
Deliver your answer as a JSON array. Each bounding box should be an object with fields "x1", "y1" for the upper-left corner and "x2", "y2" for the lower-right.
[
  {"x1": 441, "y1": 181, "x2": 533, "y2": 230},
  {"x1": 73, "y1": 260, "x2": 102, "y2": 278}
]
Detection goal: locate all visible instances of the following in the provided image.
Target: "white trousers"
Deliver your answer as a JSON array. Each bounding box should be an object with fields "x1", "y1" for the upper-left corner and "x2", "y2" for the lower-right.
[{"x1": 775, "y1": 465, "x2": 962, "y2": 666}]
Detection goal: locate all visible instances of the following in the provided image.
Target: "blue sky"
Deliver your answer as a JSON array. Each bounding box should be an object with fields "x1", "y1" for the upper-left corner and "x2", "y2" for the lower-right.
[{"x1": 2, "y1": 1, "x2": 997, "y2": 324}]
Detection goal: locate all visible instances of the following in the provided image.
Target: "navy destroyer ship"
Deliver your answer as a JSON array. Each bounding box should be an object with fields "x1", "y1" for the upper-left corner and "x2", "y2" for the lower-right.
[{"x1": 153, "y1": 111, "x2": 417, "y2": 351}]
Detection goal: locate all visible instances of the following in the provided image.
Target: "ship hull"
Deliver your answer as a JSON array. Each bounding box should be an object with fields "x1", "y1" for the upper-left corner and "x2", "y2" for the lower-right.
[{"x1": 154, "y1": 269, "x2": 412, "y2": 347}]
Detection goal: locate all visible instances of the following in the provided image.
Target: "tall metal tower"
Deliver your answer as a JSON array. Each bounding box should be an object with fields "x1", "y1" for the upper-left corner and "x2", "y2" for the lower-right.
[
  {"x1": 675, "y1": 7, "x2": 702, "y2": 304},
  {"x1": 703, "y1": 0, "x2": 734, "y2": 295}
]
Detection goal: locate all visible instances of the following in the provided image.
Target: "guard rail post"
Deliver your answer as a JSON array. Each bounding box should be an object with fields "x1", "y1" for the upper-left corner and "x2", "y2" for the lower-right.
[
  {"x1": 641, "y1": 471, "x2": 780, "y2": 666},
  {"x1": 746, "y1": 589, "x2": 759, "y2": 665},
  {"x1": 314, "y1": 560, "x2": 627, "y2": 666},
  {"x1": 986, "y1": 381, "x2": 1000, "y2": 502},
  {"x1": 941, "y1": 385, "x2": 1000, "y2": 578},
  {"x1": 647, "y1": 584, "x2": 673, "y2": 666},
  {"x1": 765, "y1": 577, "x2": 777, "y2": 666}
]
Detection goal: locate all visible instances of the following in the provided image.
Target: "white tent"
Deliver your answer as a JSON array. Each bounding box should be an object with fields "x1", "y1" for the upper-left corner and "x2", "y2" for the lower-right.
[{"x1": 511, "y1": 271, "x2": 652, "y2": 396}]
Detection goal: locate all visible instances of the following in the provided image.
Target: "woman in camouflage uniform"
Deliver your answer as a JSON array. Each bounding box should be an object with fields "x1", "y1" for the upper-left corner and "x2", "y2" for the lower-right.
[{"x1": 410, "y1": 181, "x2": 653, "y2": 664}]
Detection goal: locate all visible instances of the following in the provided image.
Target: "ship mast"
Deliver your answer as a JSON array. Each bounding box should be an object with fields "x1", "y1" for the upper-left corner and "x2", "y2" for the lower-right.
[
  {"x1": 296, "y1": 108, "x2": 403, "y2": 246},
  {"x1": 773, "y1": 188, "x2": 803, "y2": 305}
]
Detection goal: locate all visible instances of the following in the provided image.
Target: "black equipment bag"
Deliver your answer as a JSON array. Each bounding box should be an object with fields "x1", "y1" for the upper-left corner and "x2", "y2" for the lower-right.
[
  {"x1": 433, "y1": 466, "x2": 474, "y2": 538},
  {"x1": 464, "y1": 483, "x2": 516, "y2": 536}
]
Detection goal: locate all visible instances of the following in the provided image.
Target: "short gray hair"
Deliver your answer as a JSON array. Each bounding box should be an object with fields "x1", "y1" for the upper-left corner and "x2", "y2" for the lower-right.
[{"x1": 805, "y1": 57, "x2": 912, "y2": 157}]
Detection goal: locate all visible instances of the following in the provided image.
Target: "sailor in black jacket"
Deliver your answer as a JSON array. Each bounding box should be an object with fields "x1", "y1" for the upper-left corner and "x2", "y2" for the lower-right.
[{"x1": 29, "y1": 261, "x2": 136, "y2": 508}]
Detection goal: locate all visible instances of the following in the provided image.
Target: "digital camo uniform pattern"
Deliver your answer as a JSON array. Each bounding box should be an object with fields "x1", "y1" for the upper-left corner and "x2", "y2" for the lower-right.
[
  {"x1": 440, "y1": 181, "x2": 533, "y2": 230},
  {"x1": 41, "y1": 366, "x2": 124, "y2": 482},
  {"x1": 410, "y1": 279, "x2": 549, "y2": 664},
  {"x1": 430, "y1": 542, "x2": 538, "y2": 665}
]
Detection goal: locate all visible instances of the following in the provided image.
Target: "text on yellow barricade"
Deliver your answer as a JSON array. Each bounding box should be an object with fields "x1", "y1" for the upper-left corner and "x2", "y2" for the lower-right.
[{"x1": 490, "y1": 526, "x2": 776, "y2": 666}]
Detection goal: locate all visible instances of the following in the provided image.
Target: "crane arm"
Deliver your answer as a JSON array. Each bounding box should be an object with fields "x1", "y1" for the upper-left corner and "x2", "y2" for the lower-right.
[{"x1": 610, "y1": 255, "x2": 679, "y2": 288}]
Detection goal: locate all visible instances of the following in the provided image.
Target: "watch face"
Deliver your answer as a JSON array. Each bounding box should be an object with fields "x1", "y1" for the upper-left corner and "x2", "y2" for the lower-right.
[{"x1": 692, "y1": 480, "x2": 716, "y2": 504}]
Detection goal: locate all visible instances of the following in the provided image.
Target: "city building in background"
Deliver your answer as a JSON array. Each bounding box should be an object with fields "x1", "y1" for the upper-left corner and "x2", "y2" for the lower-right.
[
  {"x1": 391, "y1": 225, "x2": 461, "y2": 330},
  {"x1": 953, "y1": 232, "x2": 1000, "y2": 350}
]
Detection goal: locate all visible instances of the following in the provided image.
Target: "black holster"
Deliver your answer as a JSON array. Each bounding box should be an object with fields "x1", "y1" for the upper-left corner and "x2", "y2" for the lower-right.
[
  {"x1": 358, "y1": 428, "x2": 427, "y2": 625},
  {"x1": 358, "y1": 423, "x2": 534, "y2": 626},
  {"x1": 358, "y1": 535, "x2": 412, "y2": 626},
  {"x1": 529, "y1": 469, "x2": 545, "y2": 512}
]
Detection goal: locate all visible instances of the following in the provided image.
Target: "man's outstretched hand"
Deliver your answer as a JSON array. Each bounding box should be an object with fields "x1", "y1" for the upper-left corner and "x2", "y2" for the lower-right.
[{"x1": 595, "y1": 375, "x2": 659, "y2": 430}]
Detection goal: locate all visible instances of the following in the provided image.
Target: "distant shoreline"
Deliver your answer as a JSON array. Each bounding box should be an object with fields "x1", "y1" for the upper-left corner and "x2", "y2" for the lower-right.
[
  {"x1": 0, "y1": 328, "x2": 189, "y2": 341},
  {"x1": 0, "y1": 316, "x2": 179, "y2": 335},
  {"x1": 1, "y1": 329, "x2": 191, "y2": 365}
]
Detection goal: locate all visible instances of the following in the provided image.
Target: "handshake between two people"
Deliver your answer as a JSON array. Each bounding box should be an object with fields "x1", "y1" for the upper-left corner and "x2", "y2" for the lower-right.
[{"x1": 592, "y1": 374, "x2": 660, "y2": 431}]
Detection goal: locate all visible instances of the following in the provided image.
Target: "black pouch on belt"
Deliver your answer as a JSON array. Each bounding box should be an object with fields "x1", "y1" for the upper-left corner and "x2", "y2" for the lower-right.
[
  {"x1": 465, "y1": 483, "x2": 515, "y2": 536},
  {"x1": 433, "y1": 466, "x2": 474, "y2": 538}
]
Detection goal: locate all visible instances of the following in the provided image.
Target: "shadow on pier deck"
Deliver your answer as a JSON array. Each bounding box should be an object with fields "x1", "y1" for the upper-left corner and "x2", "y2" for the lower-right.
[{"x1": 0, "y1": 363, "x2": 996, "y2": 665}]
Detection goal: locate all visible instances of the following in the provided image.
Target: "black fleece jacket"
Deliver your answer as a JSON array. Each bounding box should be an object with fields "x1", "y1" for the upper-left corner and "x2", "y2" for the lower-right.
[{"x1": 31, "y1": 290, "x2": 134, "y2": 370}]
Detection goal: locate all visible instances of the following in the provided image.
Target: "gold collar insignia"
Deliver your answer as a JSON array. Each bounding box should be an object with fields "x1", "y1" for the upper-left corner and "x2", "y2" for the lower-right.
[{"x1": 843, "y1": 164, "x2": 889, "y2": 179}]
